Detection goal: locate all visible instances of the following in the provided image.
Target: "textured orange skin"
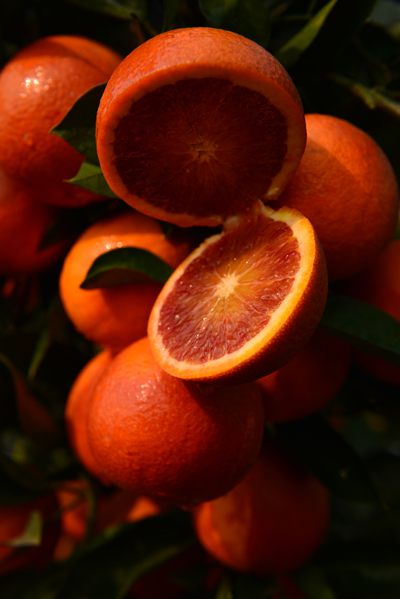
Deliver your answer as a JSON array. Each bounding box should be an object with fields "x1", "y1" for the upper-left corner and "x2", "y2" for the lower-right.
[
  {"x1": 258, "y1": 331, "x2": 353, "y2": 422},
  {"x1": 0, "y1": 493, "x2": 60, "y2": 574},
  {"x1": 340, "y1": 240, "x2": 400, "y2": 385},
  {"x1": 65, "y1": 350, "x2": 113, "y2": 485},
  {"x1": 274, "y1": 114, "x2": 399, "y2": 281},
  {"x1": 193, "y1": 440, "x2": 330, "y2": 576},
  {"x1": 148, "y1": 205, "x2": 328, "y2": 386},
  {"x1": 87, "y1": 337, "x2": 265, "y2": 508},
  {"x1": 96, "y1": 27, "x2": 306, "y2": 226},
  {"x1": 0, "y1": 169, "x2": 72, "y2": 275},
  {"x1": 59, "y1": 210, "x2": 192, "y2": 352},
  {"x1": 0, "y1": 35, "x2": 121, "y2": 206}
]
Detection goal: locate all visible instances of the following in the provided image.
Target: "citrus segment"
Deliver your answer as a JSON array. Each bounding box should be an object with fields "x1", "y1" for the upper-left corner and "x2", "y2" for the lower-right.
[
  {"x1": 148, "y1": 203, "x2": 328, "y2": 385},
  {"x1": 96, "y1": 27, "x2": 306, "y2": 226}
]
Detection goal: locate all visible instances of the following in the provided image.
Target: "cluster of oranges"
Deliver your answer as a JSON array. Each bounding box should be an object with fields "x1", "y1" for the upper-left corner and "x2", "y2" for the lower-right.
[{"x1": 0, "y1": 24, "x2": 399, "y2": 595}]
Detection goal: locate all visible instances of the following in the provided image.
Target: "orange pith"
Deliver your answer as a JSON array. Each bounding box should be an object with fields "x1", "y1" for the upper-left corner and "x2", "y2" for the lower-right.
[
  {"x1": 148, "y1": 203, "x2": 328, "y2": 385},
  {"x1": 96, "y1": 27, "x2": 306, "y2": 227}
]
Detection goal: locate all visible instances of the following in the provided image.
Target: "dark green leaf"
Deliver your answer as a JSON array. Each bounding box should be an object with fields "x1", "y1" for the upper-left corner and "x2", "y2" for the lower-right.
[
  {"x1": 323, "y1": 563, "x2": 400, "y2": 597},
  {"x1": 293, "y1": 566, "x2": 337, "y2": 599},
  {"x1": 68, "y1": 162, "x2": 119, "y2": 198},
  {"x1": 27, "y1": 296, "x2": 69, "y2": 382},
  {"x1": 66, "y1": 0, "x2": 147, "y2": 20},
  {"x1": 162, "y1": 0, "x2": 181, "y2": 31},
  {"x1": 51, "y1": 83, "x2": 106, "y2": 165},
  {"x1": 233, "y1": 574, "x2": 279, "y2": 598},
  {"x1": 80, "y1": 247, "x2": 174, "y2": 289},
  {"x1": 199, "y1": 0, "x2": 271, "y2": 48},
  {"x1": 274, "y1": 415, "x2": 384, "y2": 506},
  {"x1": 4, "y1": 511, "x2": 42, "y2": 548},
  {"x1": 318, "y1": 541, "x2": 400, "y2": 569},
  {"x1": 275, "y1": 0, "x2": 339, "y2": 69},
  {"x1": 0, "y1": 355, "x2": 62, "y2": 449},
  {"x1": 319, "y1": 294, "x2": 400, "y2": 368},
  {"x1": 327, "y1": 74, "x2": 400, "y2": 119},
  {"x1": 293, "y1": 0, "x2": 378, "y2": 73},
  {"x1": 56, "y1": 510, "x2": 195, "y2": 599}
]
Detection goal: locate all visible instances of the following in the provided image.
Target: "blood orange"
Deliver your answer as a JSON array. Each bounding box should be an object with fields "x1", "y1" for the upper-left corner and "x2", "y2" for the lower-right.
[
  {"x1": 148, "y1": 203, "x2": 328, "y2": 386},
  {"x1": 96, "y1": 27, "x2": 306, "y2": 227},
  {"x1": 193, "y1": 439, "x2": 330, "y2": 575},
  {"x1": 87, "y1": 336, "x2": 265, "y2": 508}
]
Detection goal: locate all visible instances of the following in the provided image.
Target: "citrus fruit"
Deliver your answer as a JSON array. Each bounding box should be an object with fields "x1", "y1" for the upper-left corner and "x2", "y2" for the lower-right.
[
  {"x1": 272, "y1": 113, "x2": 399, "y2": 281},
  {"x1": 0, "y1": 168, "x2": 72, "y2": 275},
  {"x1": 193, "y1": 439, "x2": 330, "y2": 575},
  {"x1": 0, "y1": 35, "x2": 122, "y2": 206},
  {"x1": 258, "y1": 331, "x2": 353, "y2": 422},
  {"x1": 87, "y1": 336, "x2": 265, "y2": 508},
  {"x1": 0, "y1": 493, "x2": 60, "y2": 574},
  {"x1": 96, "y1": 27, "x2": 307, "y2": 227},
  {"x1": 340, "y1": 239, "x2": 400, "y2": 385},
  {"x1": 148, "y1": 203, "x2": 328, "y2": 386},
  {"x1": 65, "y1": 349, "x2": 113, "y2": 485},
  {"x1": 59, "y1": 210, "x2": 192, "y2": 352}
]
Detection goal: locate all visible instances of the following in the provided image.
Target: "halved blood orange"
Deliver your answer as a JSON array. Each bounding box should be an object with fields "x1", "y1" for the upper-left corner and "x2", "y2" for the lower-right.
[
  {"x1": 96, "y1": 27, "x2": 306, "y2": 227},
  {"x1": 148, "y1": 203, "x2": 328, "y2": 385}
]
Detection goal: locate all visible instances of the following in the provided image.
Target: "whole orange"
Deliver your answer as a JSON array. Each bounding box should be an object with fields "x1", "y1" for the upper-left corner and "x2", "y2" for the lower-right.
[
  {"x1": 258, "y1": 330, "x2": 352, "y2": 422},
  {"x1": 0, "y1": 493, "x2": 60, "y2": 574},
  {"x1": 341, "y1": 239, "x2": 400, "y2": 385},
  {"x1": 59, "y1": 209, "x2": 192, "y2": 352},
  {"x1": 87, "y1": 336, "x2": 265, "y2": 508},
  {"x1": 193, "y1": 439, "x2": 330, "y2": 575},
  {"x1": 0, "y1": 35, "x2": 121, "y2": 206},
  {"x1": 0, "y1": 168, "x2": 72, "y2": 275},
  {"x1": 274, "y1": 114, "x2": 399, "y2": 281},
  {"x1": 65, "y1": 349, "x2": 113, "y2": 485}
]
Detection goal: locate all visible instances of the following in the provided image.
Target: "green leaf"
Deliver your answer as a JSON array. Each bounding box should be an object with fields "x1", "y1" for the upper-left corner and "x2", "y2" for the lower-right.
[
  {"x1": 293, "y1": 566, "x2": 337, "y2": 599},
  {"x1": 162, "y1": 0, "x2": 181, "y2": 31},
  {"x1": 66, "y1": 0, "x2": 147, "y2": 20},
  {"x1": 292, "y1": 0, "x2": 378, "y2": 74},
  {"x1": 51, "y1": 83, "x2": 106, "y2": 166},
  {"x1": 27, "y1": 296, "x2": 69, "y2": 382},
  {"x1": 0, "y1": 355, "x2": 62, "y2": 449},
  {"x1": 4, "y1": 511, "x2": 42, "y2": 548},
  {"x1": 68, "y1": 161, "x2": 119, "y2": 198},
  {"x1": 319, "y1": 294, "x2": 400, "y2": 368},
  {"x1": 56, "y1": 510, "x2": 195, "y2": 599},
  {"x1": 275, "y1": 0, "x2": 339, "y2": 69},
  {"x1": 327, "y1": 74, "x2": 400, "y2": 120},
  {"x1": 274, "y1": 415, "x2": 384, "y2": 506},
  {"x1": 233, "y1": 574, "x2": 279, "y2": 598},
  {"x1": 199, "y1": 0, "x2": 271, "y2": 48},
  {"x1": 80, "y1": 247, "x2": 174, "y2": 289}
]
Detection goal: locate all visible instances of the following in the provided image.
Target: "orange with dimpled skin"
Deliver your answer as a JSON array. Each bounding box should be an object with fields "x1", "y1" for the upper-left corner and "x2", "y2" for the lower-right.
[
  {"x1": 87, "y1": 336, "x2": 265, "y2": 509},
  {"x1": 0, "y1": 35, "x2": 122, "y2": 206},
  {"x1": 193, "y1": 439, "x2": 330, "y2": 576},
  {"x1": 59, "y1": 210, "x2": 192, "y2": 353}
]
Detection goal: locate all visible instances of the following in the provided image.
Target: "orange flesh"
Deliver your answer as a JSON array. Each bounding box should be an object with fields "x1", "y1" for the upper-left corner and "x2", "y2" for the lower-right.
[
  {"x1": 112, "y1": 78, "x2": 288, "y2": 219},
  {"x1": 158, "y1": 216, "x2": 300, "y2": 363}
]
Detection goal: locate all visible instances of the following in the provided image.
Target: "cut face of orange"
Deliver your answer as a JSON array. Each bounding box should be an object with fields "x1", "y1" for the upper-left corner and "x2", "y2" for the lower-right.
[
  {"x1": 148, "y1": 203, "x2": 328, "y2": 385},
  {"x1": 96, "y1": 27, "x2": 306, "y2": 227}
]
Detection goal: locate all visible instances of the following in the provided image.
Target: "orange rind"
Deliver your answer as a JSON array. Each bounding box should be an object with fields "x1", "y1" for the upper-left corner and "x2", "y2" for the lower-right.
[{"x1": 148, "y1": 203, "x2": 328, "y2": 385}]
